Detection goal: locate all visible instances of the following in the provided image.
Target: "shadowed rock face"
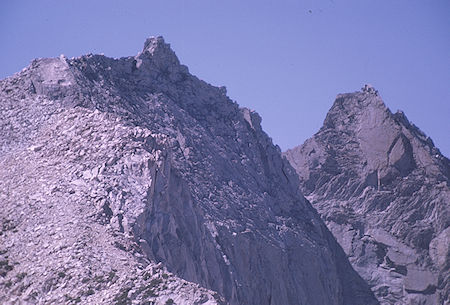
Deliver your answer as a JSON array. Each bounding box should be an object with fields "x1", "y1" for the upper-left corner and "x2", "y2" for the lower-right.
[
  {"x1": 284, "y1": 87, "x2": 450, "y2": 305},
  {"x1": 0, "y1": 37, "x2": 378, "y2": 304}
]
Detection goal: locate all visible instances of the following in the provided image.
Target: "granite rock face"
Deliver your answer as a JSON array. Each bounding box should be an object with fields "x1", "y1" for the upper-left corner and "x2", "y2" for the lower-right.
[
  {"x1": 0, "y1": 37, "x2": 377, "y2": 304},
  {"x1": 284, "y1": 86, "x2": 449, "y2": 305}
]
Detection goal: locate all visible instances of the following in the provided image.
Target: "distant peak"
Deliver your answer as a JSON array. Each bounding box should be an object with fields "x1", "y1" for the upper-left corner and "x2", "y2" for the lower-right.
[{"x1": 322, "y1": 87, "x2": 389, "y2": 132}]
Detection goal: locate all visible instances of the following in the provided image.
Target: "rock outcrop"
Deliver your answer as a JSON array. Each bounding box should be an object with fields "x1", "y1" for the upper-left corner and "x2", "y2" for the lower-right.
[
  {"x1": 0, "y1": 37, "x2": 378, "y2": 304},
  {"x1": 284, "y1": 86, "x2": 449, "y2": 305}
]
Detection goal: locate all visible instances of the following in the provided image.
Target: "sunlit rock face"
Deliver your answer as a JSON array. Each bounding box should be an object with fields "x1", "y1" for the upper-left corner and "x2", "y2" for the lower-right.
[
  {"x1": 284, "y1": 87, "x2": 449, "y2": 305},
  {"x1": 0, "y1": 37, "x2": 377, "y2": 305}
]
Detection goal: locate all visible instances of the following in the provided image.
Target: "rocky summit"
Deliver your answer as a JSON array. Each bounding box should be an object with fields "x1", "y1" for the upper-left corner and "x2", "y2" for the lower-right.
[
  {"x1": 284, "y1": 85, "x2": 449, "y2": 305},
  {"x1": 0, "y1": 37, "x2": 378, "y2": 304}
]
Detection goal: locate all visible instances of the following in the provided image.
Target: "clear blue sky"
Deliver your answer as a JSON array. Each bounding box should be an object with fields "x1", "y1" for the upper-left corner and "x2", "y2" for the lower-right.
[{"x1": 1, "y1": 0, "x2": 449, "y2": 156}]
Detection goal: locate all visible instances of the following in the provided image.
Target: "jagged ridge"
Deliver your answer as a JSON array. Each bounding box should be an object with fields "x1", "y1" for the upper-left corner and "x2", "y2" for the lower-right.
[{"x1": 0, "y1": 37, "x2": 378, "y2": 304}]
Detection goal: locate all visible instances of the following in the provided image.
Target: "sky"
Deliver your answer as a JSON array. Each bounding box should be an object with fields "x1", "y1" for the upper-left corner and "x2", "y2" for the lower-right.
[{"x1": 1, "y1": 0, "x2": 449, "y2": 156}]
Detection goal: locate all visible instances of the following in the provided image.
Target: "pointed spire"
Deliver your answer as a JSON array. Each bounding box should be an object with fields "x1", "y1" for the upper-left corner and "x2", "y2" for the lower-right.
[
  {"x1": 134, "y1": 36, "x2": 188, "y2": 81},
  {"x1": 135, "y1": 36, "x2": 182, "y2": 73},
  {"x1": 139, "y1": 36, "x2": 180, "y2": 65},
  {"x1": 142, "y1": 36, "x2": 168, "y2": 55}
]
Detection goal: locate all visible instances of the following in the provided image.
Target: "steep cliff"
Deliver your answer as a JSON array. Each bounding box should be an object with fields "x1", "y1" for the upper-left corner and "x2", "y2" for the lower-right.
[
  {"x1": 0, "y1": 37, "x2": 377, "y2": 304},
  {"x1": 284, "y1": 85, "x2": 449, "y2": 304}
]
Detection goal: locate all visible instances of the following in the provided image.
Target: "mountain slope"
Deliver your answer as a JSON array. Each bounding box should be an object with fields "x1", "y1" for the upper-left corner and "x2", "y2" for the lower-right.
[
  {"x1": 284, "y1": 85, "x2": 449, "y2": 305},
  {"x1": 0, "y1": 37, "x2": 377, "y2": 304}
]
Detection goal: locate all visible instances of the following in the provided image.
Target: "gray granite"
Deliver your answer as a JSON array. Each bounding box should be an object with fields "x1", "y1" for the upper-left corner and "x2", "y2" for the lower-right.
[
  {"x1": 285, "y1": 87, "x2": 449, "y2": 305},
  {"x1": 0, "y1": 37, "x2": 377, "y2": 305}
]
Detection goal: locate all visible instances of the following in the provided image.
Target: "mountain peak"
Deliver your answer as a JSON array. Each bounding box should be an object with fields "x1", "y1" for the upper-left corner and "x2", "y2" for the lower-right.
[
  {"x1": 320, "y1": 88, "x2": 449, "y2": 181},
  {"x1": 284, "y1": 87, "x2": 450, "y2": 305},
  {"x1": 323, "y1": 88, "x2": 388, "y2": 133},
  {"x1": 132, "y1": 36, "x2": 186, "y2": 79},
  {"x1": 137, "y1": 36, "x2": 180, "y2": 68},
  {"x1": 361, "y1": 83, "x2": 378, "y2": 96},
  {"x1": 142, "y1": 36, "x2": 169, "y2": 55}
]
